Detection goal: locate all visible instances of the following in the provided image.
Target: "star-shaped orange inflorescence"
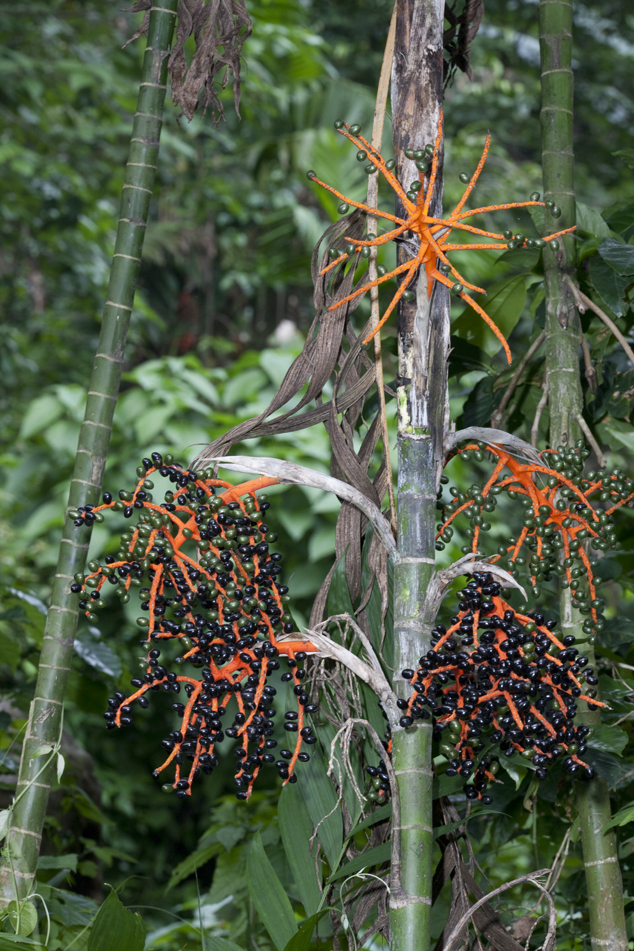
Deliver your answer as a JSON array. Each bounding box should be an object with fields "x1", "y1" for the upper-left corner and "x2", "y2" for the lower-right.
[
  {"x1": 307, "y1": 112, "x2": 575, "y2": 364},
  {"x1": 438, "y1": 440, "x2": 634, "y2": 637}
]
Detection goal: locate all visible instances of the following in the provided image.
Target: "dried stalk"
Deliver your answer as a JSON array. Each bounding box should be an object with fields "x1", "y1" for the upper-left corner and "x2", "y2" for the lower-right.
[
  {"x1": 565, "y1": 276, "x2": 634, "y2": 368},
  {"x1": 580, "y1": 333, "x2": 597, "y2": 394},
  {"x1": 443, "y1": 871, "x2": 555, "y2": 951},
  {"x1": 531, "y1": 381, "x2": 549, "y2": 448},
  {"x1": 368, "y1": 4, "x2": 398, "y2": 535},
  {"x1": 202, "y1": 455, "x2": 397, "y2": 558},
  {"x1": 575, "y1": 413, "x2": 606, "y2": 468}
]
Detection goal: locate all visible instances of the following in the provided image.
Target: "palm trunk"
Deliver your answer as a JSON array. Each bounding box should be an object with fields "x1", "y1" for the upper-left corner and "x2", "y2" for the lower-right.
[
  {"x1": 390, "y1": 3, "x2": 449, "y2": 949},
  {"x1": 539, "y1": 2, "x2": 628, "y2": 946},
  {"x1": 0, "y1": 0, "x2": 179, "y2": 903}
]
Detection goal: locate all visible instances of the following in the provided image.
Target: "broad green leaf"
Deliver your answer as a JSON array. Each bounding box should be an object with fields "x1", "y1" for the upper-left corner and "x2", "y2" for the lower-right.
[
  {"x1": 598, "y1": 238, "x2": 634, "y2": 275},
  {"x1": 74, "y1": 634, "x2": 122, "y2": 679},
  {"x1": 589, "y1": 255, "x2": 629, "y2": 316},
  {"x1": 204, "y1": 938, "x2": 247, "y2": 951},
  {"x1": 576, "y1": 201, "x2": 611, "y2": 238},
  {"x1": 166, "y1": 841, "x2": 223, "y2": 891},
  {"x1": 588, "y1": 724, "x2": 628, "y2": 757},
  {"x1": 246, "y1": 833, "x2": 297, "y2": 951},
  {"x1": 461, "y1": 376, "x2": 494, "y2": 428},
  {"x1": 448, "y1": 335, "x2": 491, "y2": 377},
  {"x1": 433, "y1": 772, "x2": 463, "y2": 799},
  {"x1": 38, "y1": 853, "x2": 78, "y2": 871},
  {"x1": 601, "y1": 616, "x2": 634, "y2": 649},
  {"x1": 345, "y1": 802, "x2": 392, "y2": 840},
  {"x1": 87, "y1": 889, "x2": 145, "y2": 951},
  {"x1": 604, "y1": 199, "x2": 634, "y2": 239},
  {"x1": 296, "y1": 741, "x2": 343, "y2": 870},
  {"x1": 283, "y1": 911, "x2": 330, "y2": 951},
  {"x1": 19, "y1": 393, "x2": 64, "y2": 439},
  {"x1": 327, "y1": 841, "x2": 390, "y2": 883},
  {"x1": 6, "y1": 901, "x2": 37, "y2": 937},
  {"x1": 453, "y1": 275, "x2": 529, "y2": 356},
  {"x1": 279, "y1": 784, "x2": 322, "y2": 915}
]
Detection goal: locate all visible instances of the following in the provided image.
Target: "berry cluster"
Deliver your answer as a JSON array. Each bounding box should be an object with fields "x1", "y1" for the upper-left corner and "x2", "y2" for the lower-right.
[
  {"x1": 365, "y1": 761, "x2": 391, "y2": 803},
  {"x1": 437, "y1": 440, "x2": 634, "y2": 639},
  {"x1": 71, "y1": 453, "x2": 318, "y2": 799},
  {"x1": 306, "y1": 114, "x2": 573, "y2": 362},
  {"x1": 400, "y1": 572, "x2": 602, "y2": 801}
]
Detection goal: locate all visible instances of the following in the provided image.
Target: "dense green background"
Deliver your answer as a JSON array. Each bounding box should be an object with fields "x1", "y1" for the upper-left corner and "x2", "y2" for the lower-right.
[{"x1": 1, "y1": 1, "x2": 634, "y2": 948}]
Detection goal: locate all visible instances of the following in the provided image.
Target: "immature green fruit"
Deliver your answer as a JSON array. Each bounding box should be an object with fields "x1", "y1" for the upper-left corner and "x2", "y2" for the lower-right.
[
  {"x1": 338, "y1": 202, "x2": 349, "y2": 214},
  {"x1": 459, "y1": 172, "x2": 469, "y2": 183}
]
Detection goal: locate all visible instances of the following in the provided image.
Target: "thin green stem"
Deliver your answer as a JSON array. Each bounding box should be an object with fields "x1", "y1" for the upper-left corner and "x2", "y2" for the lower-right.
[
  {"x1": 539, "y1": 1, "x2": 628, "y2": 947},
  {"x1": 0, "y1": 0, "x2": 179, "y2": 904}
]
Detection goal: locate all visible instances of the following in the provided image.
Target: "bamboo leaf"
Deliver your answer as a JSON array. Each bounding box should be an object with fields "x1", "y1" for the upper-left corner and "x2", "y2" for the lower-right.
[
  {"x1": 279, "y1": 784, "x2": 322, "y2": 915},
  {"x1": 87, "y1": 889, "x2": 145, "y2": 951},
  {"x1": 345, "y1": 802, "x2": 392, "y2": 840},
  {"x1": 166, "y1": 842, "x2": 223, "y2": 892},
  {"x1": 204, "y1": 938, "x2": 247, "y2": 951},
  {"x1": 283, "y1": 911, "x2": 330, "y2": 951},
  {"x1": 327, "y1": 841, "x2": 390, "y2": 883},
  {"x1": 246, "y1": 832, "x2": 297, "y2": 951},
  {"x1": 601, "y1": 804, "x2": 634, "y2": 835},
  {"x1": 0, "y1": 937, "x2": 45, "y2": 951},
  {"x1": 296, "y1": 743, "x2": 343, "y2": 870}
]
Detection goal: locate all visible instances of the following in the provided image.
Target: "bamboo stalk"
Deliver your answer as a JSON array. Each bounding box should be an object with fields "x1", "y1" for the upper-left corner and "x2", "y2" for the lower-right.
[
  {"x1": 390, "y1": 3, "x2": 449, "y2": 949},
  {"x1": 538, "y1": 2, "x2": 628, "y2": 946},
  {"x1": 0, "y1": 0, "x2": 179, "y2": 904}
]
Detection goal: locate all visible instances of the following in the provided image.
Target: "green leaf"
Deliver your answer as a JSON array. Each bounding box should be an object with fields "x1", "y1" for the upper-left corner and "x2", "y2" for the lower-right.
[
  {"x1": 576, "y1": 201, "x2": 612, "y2": 238},
  {"x1": 74, "y1": 633, "x2": 122, "y2": 680},
  {"x1": 326, "y1": 551, "x2": 355, "y2": 617},
  {"x1": 453, "y1": 275, "x2": 529, "y2": 356},
  {"x1": 612, "y1": 149, "x2": 634, "y2": 170},
  {"x1": 279, "y1": 784, "x2": 322, "y2": 915},
  {"x1": 19, "y1": 393, "x2": 64, "y2": 439},
  {"x1": 296, "y1": 743, "x2": 343, "y2": 870},
  {"x1": 345, "y1": 802, "x2": 392, "y2": 840},
  {"x1": 87, "y1": 888, "x2": 145, "y2": 951},
  {"x1": 246, "y1": 832, "x2": 297, "y2": 951},
  {"x1": 204, "y1": 938, "x2": 247, "y2": 951},
  {"x1": 597, "y1": 238, "x2": 634, "y2": 275},
  {"x1": 448, "y1": 335, "x2": 491, "y2": 377},
  {"x1": 433, "y1": 772, "x2": 464, "y2": 799},
  {"x1": 601, "y1": 804, "x2": 634, "y2": 835},
  {"x1": 166, "y1": 841, "x2": 223, "y2": 891},
  {"x1": 601, "y1": 616, "x2": 634, "y2": 649},
  {"x1": 588, "y1": 724, "x2": 628, "y2": 757},
  {"x1": 327, "y1": 841, "x2": 390, "y2": 883},
  {"x1": 6, "y1": 901, "x2": 37, "y2": 937},
  {"x1": 604, "y1": 199, "x2": 634, "y2": 239},
  {"x1": 589, "y1": 255, "x2": 629, "y2": 316},
  {"x1": 37, "y1": 853, "x2": 78, "y2": 871},
  {"x1": 0, "y1": 937, "x2": 45, "y2": 951},
  {"x1": 283, "y1": 912, "x2": 330, "y2": 951},
  {"x1": 461, "y1": 376, "x2": 494, "y2": 428}
]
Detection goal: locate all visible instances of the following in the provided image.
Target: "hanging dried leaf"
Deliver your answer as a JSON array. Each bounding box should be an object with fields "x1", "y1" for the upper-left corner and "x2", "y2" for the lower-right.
[
  {"x1": 443, "y1": 0, "x2": 484, "y2": 85},
  {"x1": 123, "y1": 0, "x2": 252, "y2": 123}
]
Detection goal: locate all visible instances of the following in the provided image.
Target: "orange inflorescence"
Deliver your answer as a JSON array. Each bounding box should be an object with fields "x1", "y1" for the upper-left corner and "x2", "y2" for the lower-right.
[
  {"x1": 401, "y1": 572, "x2": 604, "y2": 801},
  {"x1": 436, "y1": 440, "x2": 634, "y2": 639},
  {"x1": 71, "y1": 451, "x2": 318, "y2": 800},
  {"x1": 307, "y1": 114, "x2": 574, "y2": 363}
]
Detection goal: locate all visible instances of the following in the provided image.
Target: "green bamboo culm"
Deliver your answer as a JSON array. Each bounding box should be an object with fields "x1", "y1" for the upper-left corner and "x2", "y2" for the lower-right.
[
  {"x1": 0, "y1": 0, "x2": 179, "y2": 904},
  {"x1": 539, "y1": 1, "x2": 628, "y2": 947},
  {"x1": 389, "y1": 2, "x2": 449, "y2": 949}
]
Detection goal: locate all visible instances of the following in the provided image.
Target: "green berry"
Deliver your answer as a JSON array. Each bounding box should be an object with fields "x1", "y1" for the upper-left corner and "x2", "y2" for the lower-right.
[
  {"x1": 459, "y1": 172, "x2": 469, "y2": 183},
  {"x1": 350, "y1": 124, "x2": 361, "y2": 135},
  {"x1": 530, "y1": 191, "x2": 540, "y2": 201},
  {"x1": 338, "y1": 202, "x2": 350, "y2": 214}
]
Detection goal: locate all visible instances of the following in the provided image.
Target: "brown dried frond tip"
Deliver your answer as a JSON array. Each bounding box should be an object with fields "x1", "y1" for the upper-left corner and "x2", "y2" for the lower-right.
[{"x1": 124, "y1": 0, "x2": 252, "y2": 123}]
